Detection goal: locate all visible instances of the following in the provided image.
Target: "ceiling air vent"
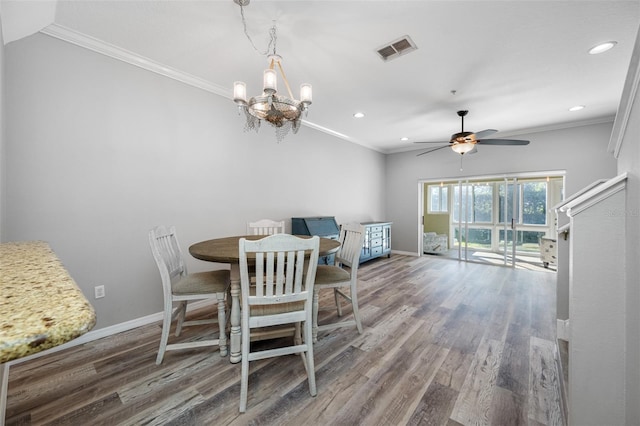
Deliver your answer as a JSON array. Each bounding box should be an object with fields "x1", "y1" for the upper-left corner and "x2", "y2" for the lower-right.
[{"x1": 376, "y1": 35, "x2": 417, "y2": 62}]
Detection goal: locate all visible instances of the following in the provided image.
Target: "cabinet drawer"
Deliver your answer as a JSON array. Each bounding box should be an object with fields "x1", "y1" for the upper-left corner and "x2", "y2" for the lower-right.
[
  {"x1": 370, "y1": 238, "x2": 382, "y2": 248},
  {"x1": 371, "y1": 246, "x2": 383, "y2": 256},
  {"x1": 370, "y1": 231, "x2": 383, "y2": 239},
  {"x1": 369, "y1": 226, "x2": 383, "y2": 233}
]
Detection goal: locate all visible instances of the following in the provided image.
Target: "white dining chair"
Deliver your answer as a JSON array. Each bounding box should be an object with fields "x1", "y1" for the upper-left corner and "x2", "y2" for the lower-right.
[
  {"x1": 238, "y1": 234, "x2": 320, "y2": 413},
  {"x1": 246, "y1": 219, "x2": 286, "y2": 235},
  {"x1": 149, "y1": 225, "x2": 230, "y2": 365},
  {"x1": 312, "y1": 222, "x2": 366, "y2": 342}
]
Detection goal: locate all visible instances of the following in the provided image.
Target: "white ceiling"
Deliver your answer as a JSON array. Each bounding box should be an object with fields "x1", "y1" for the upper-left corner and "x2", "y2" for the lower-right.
[{"x1": 5, "y1": 1, "x2": 640, "y2": 153}]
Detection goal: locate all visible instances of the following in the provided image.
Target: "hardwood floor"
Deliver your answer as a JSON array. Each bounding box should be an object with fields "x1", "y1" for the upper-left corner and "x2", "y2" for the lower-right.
[{"x1": 5, "y1": 254, "x2": 563, "y2": 425}]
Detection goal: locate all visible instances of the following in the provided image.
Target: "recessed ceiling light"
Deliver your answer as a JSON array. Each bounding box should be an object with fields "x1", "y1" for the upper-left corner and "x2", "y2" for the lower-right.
[
  {"x1": 569, "y1": 105, "x2": 585, "y2": 112},
  {"x1": 400, "y1": 137, "x2": 409, "y2": 141},
  {"x1": 353, "y1": 112, "x2": 365, "y2": 118},
  {"x1": 588, "y1": 41, "x2": 617, "y2": 55}
]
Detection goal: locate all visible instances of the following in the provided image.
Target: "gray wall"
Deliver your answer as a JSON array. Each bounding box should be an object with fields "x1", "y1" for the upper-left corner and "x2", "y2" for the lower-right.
[
  {"x1": 385, "y1": 122, "x2": 617, "y2": 254},
  {"x1": 3, "y1": 33, "x2": 386, "y2": 329}
]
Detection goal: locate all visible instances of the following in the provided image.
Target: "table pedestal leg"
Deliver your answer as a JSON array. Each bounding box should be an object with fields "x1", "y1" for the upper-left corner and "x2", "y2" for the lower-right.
[{"x1": 229, "y1": 264, "x2": 242, "y2": 364}]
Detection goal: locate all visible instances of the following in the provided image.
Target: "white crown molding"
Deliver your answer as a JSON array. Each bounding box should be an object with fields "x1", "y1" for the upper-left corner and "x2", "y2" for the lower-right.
[
  {"x1": 608, "y1": 27, "x2": 640, "y2": 158},
  {"x1": 39, "y1": 23, "x2": 360, "y2": 148},
  {"x1": 40, "y1": 23, "x2": 230, "y2": 98}
]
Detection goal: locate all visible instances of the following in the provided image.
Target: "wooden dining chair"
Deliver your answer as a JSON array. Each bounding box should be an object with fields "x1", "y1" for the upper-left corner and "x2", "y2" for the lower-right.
[
  {"x1": 238, "y1": 234, "x2": 320, "y2": 413},
  {"x1": 246, "y1": 219, "x2": 286, "y2": 235},
  {"x1": 149, "y1": 225, "x2": 230, "y2": 365},
  {"x1": 312, "y1": 222, "x2": 366, "y2": 342}
]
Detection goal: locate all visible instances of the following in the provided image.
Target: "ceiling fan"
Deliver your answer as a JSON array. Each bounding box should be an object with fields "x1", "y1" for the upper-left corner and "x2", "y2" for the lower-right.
[{"x1": 415, "y1": 110, "x2": 530, "y2": 157}]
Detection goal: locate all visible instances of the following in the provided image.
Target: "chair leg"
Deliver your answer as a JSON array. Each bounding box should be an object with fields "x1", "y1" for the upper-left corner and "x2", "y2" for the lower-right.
[
  {"x1": 303, "y1": 318, "x2": 317, "y2": 396},
  {"x1": 175, "y1": 301, "x2": 187, "y2": 336},
  {"x1": 312, "y1": 289, "x2": 320, "y2": 343},
  {"x1": 217, "y1": 292, "x2": 228, "y2": 357},
  {"x1": 239, "y1": 312, "x2": 250, "y2": 413},
  {"x1": 334, "y1": 288, "x2": 343, "y2": 316},
  {"x1": 296, "y1": 322, "x2": 310, "y2": 375},
  {"x1": 240, "y1": 356, "x2": 249, "y2": 413},
  {"x1": 351, "y1": 283, "x2": 363, "y2": 334},
  {"x1": 156, "y1": 304, "x2": 173, "y2": 365},
  {"x1": 294, "y1": 322, "x2": 302, "y2": 347}
]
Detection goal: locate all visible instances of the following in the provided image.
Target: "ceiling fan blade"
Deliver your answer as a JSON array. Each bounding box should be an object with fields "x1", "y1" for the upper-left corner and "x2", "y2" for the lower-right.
[
  {"x1": 467, "y1": 146, "x2": 479, "y2": 155},
  {"x1": 473, "y1": 129, "x2": 498, "y2": 139},
  {"x1": 416, "y1": 145, "x2": 450, "y2": 157},
  {"x1": 477, "y1": 138, "x2": 530, "y2": 146}
]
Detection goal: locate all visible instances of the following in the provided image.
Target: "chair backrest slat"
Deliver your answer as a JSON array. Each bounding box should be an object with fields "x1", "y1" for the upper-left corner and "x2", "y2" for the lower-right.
[
  {"x1": 149, "y1": 225, "x2": 189, "y2": 299},
  {"x1": 239, "y1": 234, "x2": 319, "y2": 307},
  {"x1": 247, "y1": 219, "x2": 286, "y2": 235},
  {"x1": 335, "y1": 222, "x2": 366, "y2": 268},
  {"x1": 150, "y1": 226, "x2": 186, "y2": 274}
]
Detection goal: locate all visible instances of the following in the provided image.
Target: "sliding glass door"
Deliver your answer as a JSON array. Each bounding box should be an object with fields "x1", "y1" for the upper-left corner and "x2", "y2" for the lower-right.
[
  {"x1": 421, "y1": 172, "x2": 563, "y2": 268},
  {"x1": 499, "y1": 178, "x2": 518, "y2": 266},
  {"x1": 452, "y1": 181, "x2": 494, "y2": 261},
  {"x1": 499, "y1": 179, "x2": 549, "y2": 265}
]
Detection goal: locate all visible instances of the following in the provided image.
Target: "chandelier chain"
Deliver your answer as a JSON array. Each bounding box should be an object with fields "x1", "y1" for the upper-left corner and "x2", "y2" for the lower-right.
[{"x1": 239, "y1": 4, "x2": 277, "y2": 56}]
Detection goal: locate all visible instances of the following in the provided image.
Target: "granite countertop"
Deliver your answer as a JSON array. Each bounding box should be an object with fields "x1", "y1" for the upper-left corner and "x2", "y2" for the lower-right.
[{"x1": 0, "y1": 241, "x2": 96, "y2": 364}]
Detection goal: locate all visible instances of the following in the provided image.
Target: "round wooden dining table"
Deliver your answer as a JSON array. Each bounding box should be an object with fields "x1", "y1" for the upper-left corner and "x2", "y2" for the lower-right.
[{"x1": 189, "y1": 235, "x2": 340, "y2": 363}]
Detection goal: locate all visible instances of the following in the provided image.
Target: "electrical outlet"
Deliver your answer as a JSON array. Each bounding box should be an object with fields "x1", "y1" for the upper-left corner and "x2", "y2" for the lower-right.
[{"x1": 94, "y1": 285, "x2": 105, "y2": 299}]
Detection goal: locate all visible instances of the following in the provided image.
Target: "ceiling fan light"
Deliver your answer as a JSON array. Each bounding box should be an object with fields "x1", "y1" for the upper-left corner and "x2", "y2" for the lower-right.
[{"x1": 451, "y1": 142, "x2": 475, "y2": 155}]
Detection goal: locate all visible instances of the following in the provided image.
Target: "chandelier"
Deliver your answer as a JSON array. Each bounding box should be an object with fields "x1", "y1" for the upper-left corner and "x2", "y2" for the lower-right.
[{"x1": 232, "y1": 1, "x2": 312, "y2": 142}]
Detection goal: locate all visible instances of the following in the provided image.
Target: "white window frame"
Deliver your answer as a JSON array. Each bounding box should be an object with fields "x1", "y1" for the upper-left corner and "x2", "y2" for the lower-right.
[{"x1": 428, "y1": 185, "x2": 448, "y2": 213}]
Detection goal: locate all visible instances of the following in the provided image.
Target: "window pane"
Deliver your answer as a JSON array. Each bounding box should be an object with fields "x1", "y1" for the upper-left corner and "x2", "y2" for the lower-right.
[
  {"x1": 472, "y1": 185, "x2": 493, "y2": 223},
  {"x1": 499, "y1": 230, "x2": 546, "y2": 252},
  {"x1": 452, "y1": 186, "x2": 459, "y2": 221},
  {"x1": 522, "y1": 182, "x2": 547, "y2": 225},
  {"x1": 453, "y1": 185, "x2": 471, "y2": 223},
  {"x1": 441, "y1": 187, "x2": 448, "y2": 212},
  {"x1": 429, "y1": 186, "x2": 440, "y2": 212},
  {"x1": 455, "y1": 227, "x2": 492, "y2": 249},
  {"x1": 499, "y1": 183, "x2": 520, "y2": 223},
  {"x1": 429, "y1": 185, "x2": 448, "y2": 213}
]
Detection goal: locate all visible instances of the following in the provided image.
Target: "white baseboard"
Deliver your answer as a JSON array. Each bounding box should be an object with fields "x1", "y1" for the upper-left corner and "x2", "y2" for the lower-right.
[
  {"x1": 391, "y1": 249, "x2": 419, "y2": 257},
  {"x1": 557, "y1": 319, "x2": 570, "y2": 341},
  {"x1": 7, "y1": 300, "x2": 214, "y2": 367}
]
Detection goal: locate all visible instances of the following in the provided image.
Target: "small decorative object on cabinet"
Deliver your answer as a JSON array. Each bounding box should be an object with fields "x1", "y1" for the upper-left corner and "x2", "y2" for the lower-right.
[
  {"x1": 360, "y1": 222, "x2": 392, "y2": 263},
  {"x1": 291, "y1": 216, "x2": 340, "y2": 264}
]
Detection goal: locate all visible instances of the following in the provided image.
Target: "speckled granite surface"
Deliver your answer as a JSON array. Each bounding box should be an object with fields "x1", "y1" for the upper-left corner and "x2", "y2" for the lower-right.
[{"x1": 0, "y1": 241, "x2": 96, "y2": 363}]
